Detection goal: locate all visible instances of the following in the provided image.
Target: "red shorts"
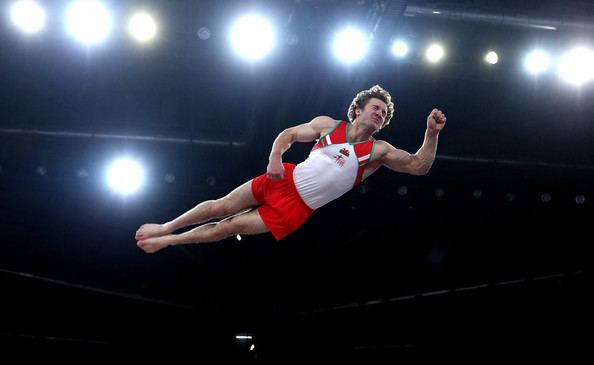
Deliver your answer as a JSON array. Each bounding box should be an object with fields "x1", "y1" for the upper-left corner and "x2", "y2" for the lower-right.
[{"x1": 251, "y1": 163, "x2": 314, "y2": 240}]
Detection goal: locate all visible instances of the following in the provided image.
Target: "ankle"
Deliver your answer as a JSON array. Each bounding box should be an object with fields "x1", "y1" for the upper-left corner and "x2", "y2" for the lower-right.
[{"x1": 163, "y1": 221, "x2": 175, "y2": 234}]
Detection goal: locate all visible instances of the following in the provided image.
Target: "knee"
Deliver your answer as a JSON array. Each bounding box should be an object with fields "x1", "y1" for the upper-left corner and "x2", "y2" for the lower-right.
[
  {"x1": 209, "y1": 199, "x2": 232, "y2": 217},
  {"x1": 213, "y1": 219, "x2": 238, "y2": 239}
]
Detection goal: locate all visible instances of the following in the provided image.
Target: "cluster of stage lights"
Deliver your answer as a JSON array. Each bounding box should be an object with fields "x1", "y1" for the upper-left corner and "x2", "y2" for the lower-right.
[
  {"x1": 8, "y1": 0, "x2": 594, "y2": 85},
  {"x1": 8, "y1": 0, "x2": 157, "y2": 44}
]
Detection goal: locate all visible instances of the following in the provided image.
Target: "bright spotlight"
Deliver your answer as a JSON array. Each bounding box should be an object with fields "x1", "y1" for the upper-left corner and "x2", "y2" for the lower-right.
[
  {"x1": 485, "y1": 51, "x2": 498, "y2": 64},
  {"x1": 524, "y1": 50, "x2": 551, "y2": 74},
  {"x1": 65, "y1": 0, "x2": 112, "y2": 45},
  {"x1": 128, "y1": 12, "x2": 157, "y2": 43},
  {"x1": 230, "y1": 14, "x2": 275, "y2": 61},
  {"x1": 557, "y1": 47, "x2": 594, "y2": 86},
  {"x1": 333, "y1": 28, "x2": 369, "y2": 64},
  {"x1": 10, "y1": 0, "x2": 46, "y2": 34},
  {"x1": 391, "y1": 40, "x2": 409, "y2": 58},
  {"x1": 106, "y1": 158, "x2": 144, "y2": 195},
  {"x1": 425, "y1": 44, "x2": 444, "y2": 63}
]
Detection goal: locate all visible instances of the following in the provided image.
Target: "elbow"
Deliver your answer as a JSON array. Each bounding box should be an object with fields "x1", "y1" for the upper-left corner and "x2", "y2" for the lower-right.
[
  {"x1": 417, "y1": 167, "x2": 430, "y2": 176},
  {"x1": 410, "y1": 168, "x2": 429, "y2": 176},
  {"x1": 410, "y1": 156, "x2": 432, "y2": 175},
  {"x1": 417, "y1": 162, "x2": 434, "y2": 175},
  {"x1": 281, "y1": 127, "x2": 298, "y2": 144},
  {"x1": 414, "y1": 161, "x2": 433, "y2": 176}
]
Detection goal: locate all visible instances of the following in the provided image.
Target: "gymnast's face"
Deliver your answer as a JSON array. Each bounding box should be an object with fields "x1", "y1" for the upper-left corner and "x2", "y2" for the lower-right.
[{"x1": 356, "y1": 98, "x2": 388, "y2": 131}]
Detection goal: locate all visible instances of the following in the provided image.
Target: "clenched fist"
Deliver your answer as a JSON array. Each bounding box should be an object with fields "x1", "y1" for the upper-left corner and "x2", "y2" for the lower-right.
[{"x1": 427, "y1": 108, "x2": 447, "y2": 133}]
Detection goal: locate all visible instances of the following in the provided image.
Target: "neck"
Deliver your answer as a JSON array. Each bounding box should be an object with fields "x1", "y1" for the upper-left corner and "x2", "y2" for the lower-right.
[{"x1": 349, "y1": 120, "x2": 375, "y2": 143}]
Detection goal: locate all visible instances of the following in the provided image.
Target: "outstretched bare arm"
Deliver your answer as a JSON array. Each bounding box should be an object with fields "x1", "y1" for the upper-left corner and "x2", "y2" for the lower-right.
[
  {"x1": 376, "y1": 108, "x2": 447, "y2": 176},
  {"x1": 267, "y1": 116, "x2": 337, "y2": 180}
]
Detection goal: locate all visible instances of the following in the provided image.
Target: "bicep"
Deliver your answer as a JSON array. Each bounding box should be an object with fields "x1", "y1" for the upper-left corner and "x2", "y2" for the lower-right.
[
  {"x1": 287, "y1": 116, "x2": 335, "y2": 143},
  {"x1": 379, "y1": 142, "x2": 417, "y2": 174}
]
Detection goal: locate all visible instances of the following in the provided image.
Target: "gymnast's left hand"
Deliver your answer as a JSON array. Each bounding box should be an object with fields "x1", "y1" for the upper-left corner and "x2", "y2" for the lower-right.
[{"x1": 427, "y1": 108, "x2": 447, "y2": 133}]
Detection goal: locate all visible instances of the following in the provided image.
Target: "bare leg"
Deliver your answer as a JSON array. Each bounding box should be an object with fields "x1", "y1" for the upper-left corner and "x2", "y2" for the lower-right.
[
  {"x1": 137, "y1": 209, "x2": 269, "y2": 253},
  {"x1": 135, "y1": 180, "x2": 258, "y2": 241}
]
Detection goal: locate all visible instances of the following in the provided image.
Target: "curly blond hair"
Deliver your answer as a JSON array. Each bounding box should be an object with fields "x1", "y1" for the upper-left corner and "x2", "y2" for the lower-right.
[{"x1": 347, "y1": 85, "x2": 395, "y2": 129}]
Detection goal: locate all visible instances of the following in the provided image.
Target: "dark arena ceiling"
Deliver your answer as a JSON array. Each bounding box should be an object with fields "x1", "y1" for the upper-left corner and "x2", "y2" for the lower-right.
[{"x1": 0, "y1": 0, "x2": 592, "y2": 361}]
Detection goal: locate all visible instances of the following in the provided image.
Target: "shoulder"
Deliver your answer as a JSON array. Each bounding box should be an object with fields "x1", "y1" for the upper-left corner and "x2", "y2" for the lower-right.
[
  {"x1": 310, "y1": 115, "x2": 339, "y2": 127},
  {"x1": 372, "y1": 140, "x2": 401, "y2": 162},
  {"x1": 373, "y1": 139, "x2": 393, "y2": 154},
  {"x1": 308, "y1": 115, "x2": 341, "y2": 135}
]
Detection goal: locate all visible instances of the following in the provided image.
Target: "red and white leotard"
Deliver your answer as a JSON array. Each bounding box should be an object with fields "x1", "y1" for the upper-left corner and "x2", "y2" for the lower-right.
[
  {"x1": 252, "y1": 120, "x2": 375, "y2": 240},
  {"x1": 294, "y1": 120, "x2": 375, "y2": 209}
]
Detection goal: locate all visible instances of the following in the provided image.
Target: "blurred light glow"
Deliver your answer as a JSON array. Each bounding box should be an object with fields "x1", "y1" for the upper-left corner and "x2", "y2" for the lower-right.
[
  {"x1": 164, "y1": 173, "x2": 175, "y2": 183},
  {"x1": 197, "y1": 27, "x2": 211, "y2": 40},
  {"x1": 106, "y1": 158, "x2": 144, "y2": 195},
  {"x1": 128, "y1": 12, "x2": 157, "y2": 43},
  {"x1": 485, "y1": 51, "x2": 499, "y2": 64},
  {"x1": 426, "y1": 44, "x2": 444, "y2": 63},
  {"x1": 391, "y1": 40, "x2": 408, "y2": 57},
  {"x1": 557, "y1": 47, "x2": 594, "y2": 86},
  {"x1": 230, "y1": 14, "x2": 275, "y2": 61},
  {"x1": 575, "y1": 194, "x2": 585, "y2": 204},
  {"x1": 333, "y1": 28, "x2": 369, "y2": 64},
  {"x1": 10, "y1": 0, "x2": 45, "y2": 34},
  {"x1": 66, "y1": 0, "x2": 112, "y2": 45},
  {"x1": 524, "y1": 50, "x2": 551, "y2": 74},
  {"x1": 77, "y1": 168, "x2": 89, "y2": 178}
]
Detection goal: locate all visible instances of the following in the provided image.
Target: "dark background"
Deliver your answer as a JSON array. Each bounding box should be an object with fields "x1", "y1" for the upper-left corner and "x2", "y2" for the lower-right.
[{"x1": 0, "y1": 0, "x2": 592, "y2": 361}]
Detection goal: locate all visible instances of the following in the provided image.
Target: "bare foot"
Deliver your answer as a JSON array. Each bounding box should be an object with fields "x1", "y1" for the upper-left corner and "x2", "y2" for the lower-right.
[
  {"x1": 137, "y1": 235, "x2": 173, "y2": 254},
  {"x1": 135, "y1": 223, "x2": 170, "y2": 240}
]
